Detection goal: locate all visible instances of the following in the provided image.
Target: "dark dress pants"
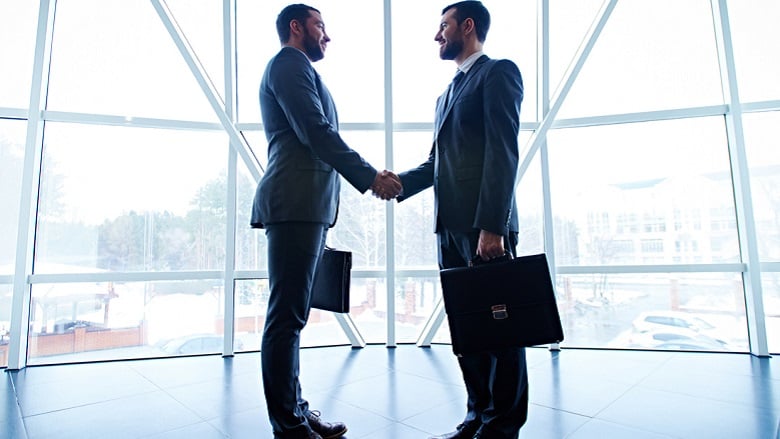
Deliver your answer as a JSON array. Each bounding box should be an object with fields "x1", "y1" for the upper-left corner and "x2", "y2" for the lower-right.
[
  {"x1": 437, "y1": 229, "x2": 529, "y2": 439},
  {"x1": 262, "y1": 222, "x2": 328, "y2": 438}
]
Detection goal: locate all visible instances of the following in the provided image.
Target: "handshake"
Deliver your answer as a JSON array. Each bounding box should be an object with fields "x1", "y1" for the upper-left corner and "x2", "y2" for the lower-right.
[{"x1": 370, "y1": 170, "x2": 403, "y2": 200}]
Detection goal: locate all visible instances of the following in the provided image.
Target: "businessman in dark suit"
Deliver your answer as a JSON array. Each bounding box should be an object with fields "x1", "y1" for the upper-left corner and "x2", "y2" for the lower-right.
[
  {"x1": 394, "y1": 2, "x2": 526, "y2": 438},
  {"x1": 250, "y1": 4, "x2": 400, "y2": 439}
]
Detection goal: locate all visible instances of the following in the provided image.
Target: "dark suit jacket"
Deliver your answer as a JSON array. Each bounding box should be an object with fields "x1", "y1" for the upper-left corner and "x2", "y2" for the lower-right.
[
  {"x1": 250, "y1": 47, "x2": 377, "y2": 228},
  {"x1": 398, "y1": 55, "x2": 523, "y2": 236}
]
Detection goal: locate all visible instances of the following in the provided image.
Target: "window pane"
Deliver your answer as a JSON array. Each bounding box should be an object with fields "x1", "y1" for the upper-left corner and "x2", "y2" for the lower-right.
[
  {"x1": 0, "y1": 284, "x2": 10, "y2": 368},
  {"x1": 559, "y1": 0, "x2": 723, "y2": 118},
  {"x1": 549, "y1": 0, "x2": 603, "y2": 104},
  {"x1": 0, "y1": 120, "x2": 26, "y2": 274},
  {"x1": 46, "y1": 0, "x2": 216, "y2": 121},
  {"x1": 393, "y1": 131, "x2": 438, "y2": 270},
  {"x1": 548, "y1": 118, "x2": 739, "y2": 265},
  {"x1": 237, "y1": 0, "x2": 384, "y2": 124},
  {"x1": 166, "y1": 0, "x2": 225, "y2": 96},
  {"x1": 517, "y1": 132, "x2": 544, "y2": 255},
  {"x1": 763, "y1": 273, "x2": 780, "y2": 354},
  {"x1": 0, "y1": 2, "x2": 37, "y2": 108},
  {"x1": 35, "y1": 123, "x2": 228, "y2": 273},
  {"x1": 558, "y1": 272, "x2": 748, "y2": 352},
  {"x1": 728, "y1": 0, "x2": 780, "y2": 103},
  {"x1": 236, "y1": 145, "x2": 268, "y2": 272},
  {"x1": 392, "y1": 0, "x2": 536, "y2": 123},
  {"x1": 326, "y1": 131, "x2": 387, "y2": 268},
  {"x1": 27, "y1": 280, "x2": 226, "y2": 364},
  {"x1": 743, "y1": 111, "x2": 780, "y2": 262}
]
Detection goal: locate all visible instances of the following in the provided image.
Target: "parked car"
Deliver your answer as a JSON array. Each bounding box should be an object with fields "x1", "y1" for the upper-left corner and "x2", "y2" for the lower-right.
[
  {"x1": 631, "y1": 311, "x2": 729, "y2": 346},
  {"x1": 159, "y1": 335, "x2": 244, "y2": 355}
]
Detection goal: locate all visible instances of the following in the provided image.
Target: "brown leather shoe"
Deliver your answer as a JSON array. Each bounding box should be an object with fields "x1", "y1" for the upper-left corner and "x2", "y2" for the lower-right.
[
  {"x1": 429, "y1": 423, "x2": 480, "y2": 439},
  {"x1": 305, "y1": 410, "x2": 347, "y2": 439}
]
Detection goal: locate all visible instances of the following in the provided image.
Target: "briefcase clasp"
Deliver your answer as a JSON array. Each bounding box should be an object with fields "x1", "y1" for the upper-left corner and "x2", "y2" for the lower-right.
[{"x1": 491, "y1": 304, "x2": 508, "y2": 320}]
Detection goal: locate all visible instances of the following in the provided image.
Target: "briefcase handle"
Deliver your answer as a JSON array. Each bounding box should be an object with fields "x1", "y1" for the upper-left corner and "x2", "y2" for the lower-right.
[{"x1": 469, "y1": 251, "x2": 513, "y2": 267}]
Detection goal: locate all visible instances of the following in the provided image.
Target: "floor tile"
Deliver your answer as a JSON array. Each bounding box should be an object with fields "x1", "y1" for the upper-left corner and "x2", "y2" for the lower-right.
[
  {"x1": 24, "y1": 390, "x2": 202, "y2": 439},
  {"x1": 566, "y1": 419, "x2": 675, "y2": 439},
  {"x1": 329, "y1": 369, "x2": 463, "y2": 421},
  {"x1": 596, "y1": 386, "x2": 779, "y2": 439},
  {"x1": 13, "y1": 363, "x2": 159, "y2": 416},
  {"x1": 141, "y1": 422, "x2": 228, "y2": 439}
]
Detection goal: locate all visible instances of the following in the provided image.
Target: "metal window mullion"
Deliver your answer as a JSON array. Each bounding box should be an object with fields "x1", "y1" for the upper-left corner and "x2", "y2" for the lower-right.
[
  {"x1": 221, "y1": 0, "x2": 237, "y2": 357},
  {"x1": 710, "y1": 0, "x2": 768, "y2": 357},
  {"x1": 9, "y1": 0, "x2": 57, "y2": 371},
  {"x1": 537, "y1": 0, "x2": 560, "y2": 352},
  {"x1": 384, "y1": 0, "x2": 396, "y2": 348}
]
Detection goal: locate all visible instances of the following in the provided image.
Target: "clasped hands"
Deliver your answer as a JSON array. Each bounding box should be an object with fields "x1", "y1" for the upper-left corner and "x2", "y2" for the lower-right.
[{"x1": 370, "y1": 170, "x2": 402, "y2": 200}]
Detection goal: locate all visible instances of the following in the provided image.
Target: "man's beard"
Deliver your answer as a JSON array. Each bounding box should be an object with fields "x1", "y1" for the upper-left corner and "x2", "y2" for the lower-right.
[
  {"x1": 303, "y1": 29, "x2": 325, "y2": 62},
  {"x1": 440, "y1": 38, "x2": 464, "y2": 60}
]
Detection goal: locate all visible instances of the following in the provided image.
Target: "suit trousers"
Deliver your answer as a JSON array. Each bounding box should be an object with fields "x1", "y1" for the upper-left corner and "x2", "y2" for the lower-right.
[
  {"x1": 437, "y1": 229, "x2": 529, "y2": 439},
  {"x1": 262, "y1": 222, "x2": 329, "y2": 438}
]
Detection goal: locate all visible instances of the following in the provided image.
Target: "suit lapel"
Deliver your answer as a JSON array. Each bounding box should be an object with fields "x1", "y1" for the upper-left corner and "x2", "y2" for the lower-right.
[{"x1": 434, "y1": 55, "x2": 490, "y2": 141}]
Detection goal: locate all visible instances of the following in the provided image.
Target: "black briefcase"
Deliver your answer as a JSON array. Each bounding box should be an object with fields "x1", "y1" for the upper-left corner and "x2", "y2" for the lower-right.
[
  {"x1": 311, "y1": 247, "x2": 352, "y2": 313},
  {"x1": 440, "y1": 253, "x2": 564, "y2": 356}
]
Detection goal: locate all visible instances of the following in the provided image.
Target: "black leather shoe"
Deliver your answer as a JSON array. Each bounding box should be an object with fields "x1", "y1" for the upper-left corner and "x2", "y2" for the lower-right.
[
  {"x1": 429, "y1": 423, "x2": 480, "y2": 439},
  {"x1": 305, "y1": 410, "x2": 347, "y2": 439},
  {"x1": 305, "y1": 432, "x2": 323, "y2": 439}
]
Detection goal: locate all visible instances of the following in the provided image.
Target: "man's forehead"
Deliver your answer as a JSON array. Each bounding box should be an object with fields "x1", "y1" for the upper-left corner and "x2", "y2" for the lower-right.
[{"x1": 441, "y1": 8, "x2": 457, "y2": 23}]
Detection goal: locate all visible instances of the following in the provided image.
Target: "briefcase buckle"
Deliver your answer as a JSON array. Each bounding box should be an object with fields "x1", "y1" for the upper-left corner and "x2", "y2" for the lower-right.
[{"x1": 491, "y1": 304, "x2": 508, "y2": 320}]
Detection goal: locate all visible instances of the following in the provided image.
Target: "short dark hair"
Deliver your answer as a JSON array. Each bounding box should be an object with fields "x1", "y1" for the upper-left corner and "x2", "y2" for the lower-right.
[
  {"x1": 276, "y1": 4, "x2": 320, "y2": 44},
  {"x1": 442, "y1": 1, "x2": 490, "y2": 43}
]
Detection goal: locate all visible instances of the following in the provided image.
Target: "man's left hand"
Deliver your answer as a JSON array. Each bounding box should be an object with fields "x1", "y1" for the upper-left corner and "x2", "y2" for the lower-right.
[{"x1": 476, "y1": 230, "x2": 504, "y2": 261}]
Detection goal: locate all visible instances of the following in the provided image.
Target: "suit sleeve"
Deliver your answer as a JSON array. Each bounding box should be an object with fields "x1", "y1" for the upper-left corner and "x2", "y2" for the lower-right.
[
  {"x1": 474, "y1": 59, "x2": 523, "y2": 234},
  {"x1": 267, "y1": 51, "x2": 377, "y2": 192},
  {"x1": 396, "y1": 143, "x2": 435, "y2": 202}
]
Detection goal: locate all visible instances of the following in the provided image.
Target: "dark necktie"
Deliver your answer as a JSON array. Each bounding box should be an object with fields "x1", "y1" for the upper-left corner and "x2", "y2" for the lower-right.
[{"x1": 446, "y1": 70, "x2": 465, "y2": 107}]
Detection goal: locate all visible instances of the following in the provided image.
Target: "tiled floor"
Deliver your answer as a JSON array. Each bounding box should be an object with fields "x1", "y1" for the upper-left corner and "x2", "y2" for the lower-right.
[{"x1": 2, "y1": 345, "x2": 779, "y2": 439}]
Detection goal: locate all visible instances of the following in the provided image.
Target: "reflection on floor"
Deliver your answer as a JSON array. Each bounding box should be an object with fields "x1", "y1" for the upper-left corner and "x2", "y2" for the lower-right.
[{"x1": 2, "y1": 345, "x2": 779, "y2": 439}]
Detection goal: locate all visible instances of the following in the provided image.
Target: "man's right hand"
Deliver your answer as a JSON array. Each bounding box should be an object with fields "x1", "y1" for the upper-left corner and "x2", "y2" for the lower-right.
[{"x1": 370, "y1": 170, "x2": 402, "y2": 200}]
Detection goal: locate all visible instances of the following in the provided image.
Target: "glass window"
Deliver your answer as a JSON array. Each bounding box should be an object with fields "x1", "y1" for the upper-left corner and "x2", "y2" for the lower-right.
[
  {"x1": 742, "y1": 111, "x2": 780, "y2": 262},
  {"x1": 547, "y1": 117, "x2": 739, "y2": 266},
  {"x1": 558, "y1": 0, "x2": 723, "y2": 118},
  {"x1": 236, "y1": 277, "x2": 389, "y2": 348},
  {"x1": 236, "y1": 145, "x2": 268, "y2": 272},
  {"x1": 326, "y1": 131, "x2": 387, "y2": 267},
  {"x1": 392, "y1": 0, "x2": 536, "y2": 123},
  {"x1": 558, "y1": 272, "x2": 748, "y2": 352},
  {"x1": 517, "y1": 132, "x2": 544, "y2": 255},
  {"x1": 27, "y1": 279, "x2": 226, "y2": 365},
  {"x1": 46, "y1": 0, "x2": 217, "y2": 121},
  {"x1": 0, "y1": 2, "x2": 37, "y2": 109},
  {"x1": 727, "y1": 0, "x2": 780, "y2": 103},
  {"x1": 0, "y1": 284, "x2": 10, "y2": 368},
  {"x1": 165, "y1": 0, "x2": 225, "y2": 96},
  {"x1": 237, "y1": 0, "x2": 384, "y2": 124},
  {"x1": 393, "y1": 131, "x2": 438, "y2": 344},
  {"x1": 549, "y1": 0, "x2": 603, "y2": 105},
  {"x1": 393, "y1": 131, "x2": 438, "y2": 271},
  {"x1": 35, "y1": 123, "x2": 228, "y2": 273},
  {"x1": 0, "y1": 121, "x2": 26, "y2": 275},
  {"x1": 762, "y1": 273, "x2": 780, "y2": 354}
]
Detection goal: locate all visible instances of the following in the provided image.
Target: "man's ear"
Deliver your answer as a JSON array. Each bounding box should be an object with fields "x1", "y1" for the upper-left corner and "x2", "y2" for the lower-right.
[
  {"x1": 461, "y1": 17, "x2": 475, "y2": 37},
  {"x1": 289, "y1": 19, "x2": 303, "y2": 37}
]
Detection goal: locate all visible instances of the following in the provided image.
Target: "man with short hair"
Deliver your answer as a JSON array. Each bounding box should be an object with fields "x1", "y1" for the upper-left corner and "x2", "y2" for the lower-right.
[
  {"x1": 395, "y1": 2, "x2": 528, "y2": 438},
  {"x1": 251, "y1": 4, "x2": 400, "y2": 438}
]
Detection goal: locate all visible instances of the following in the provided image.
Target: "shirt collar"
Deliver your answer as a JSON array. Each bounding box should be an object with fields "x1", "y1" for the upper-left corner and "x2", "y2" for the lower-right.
[{"x1": 458, "y1": 50, "x2": 484, "y2": 75}]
